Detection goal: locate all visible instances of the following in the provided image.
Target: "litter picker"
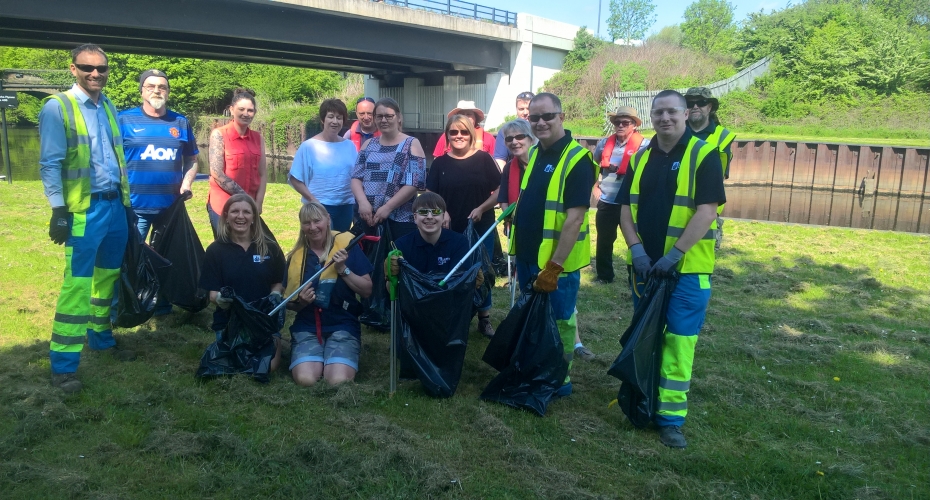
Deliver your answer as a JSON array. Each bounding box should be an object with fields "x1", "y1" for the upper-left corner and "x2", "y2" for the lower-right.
[
  {"x1": 438, "y1": 203, "x2": 516, "y2": 287},
  {"x1": 386, "y1": 244, "x2": 402, "y2": 396}
]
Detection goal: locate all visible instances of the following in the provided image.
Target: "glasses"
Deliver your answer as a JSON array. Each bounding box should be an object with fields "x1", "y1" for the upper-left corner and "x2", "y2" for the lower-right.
[
  {"x1": 612, "y1": 119, "x2": 635, "y2": 127},
  {"x1": 505, "y1": 133, "x2": 528, "y2": 143},
  {"x1": 528, "y1": 112, "x2": 560, "y2": 123},
  {"x1": 74, "y1": 64, "x2": 109, "y2": 73},
  {"x1": 143, "y1": 84, "x2": 169, "y2": 93},
  {"x1": 650, "y1": 107, "x2": 686, "y2": 118},
  {"x1": 375, "y1": 114, "x2": 396, "y2": 121},
  {"x1": 415, "y1": 208, "x2": 444, "y2": 216},
  {"x1": 687, "y1": 99, "x2": 710, "y2": 108},
  {"x1": 356, "y1": 97, "x2": 375, "y2": 104},
  {"x1": 516, "y1": 92, "x2": 535, "y2": 100},
  {"x1": 448, "y1": 129, "x2": 470, "y2": 137}
]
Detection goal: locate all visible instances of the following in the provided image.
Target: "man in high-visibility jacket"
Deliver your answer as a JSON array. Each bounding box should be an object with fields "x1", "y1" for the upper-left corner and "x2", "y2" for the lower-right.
[
  {"x1": 509, "y1": 92, "x2": 597, "y2": 398},
  {"x1": 617, "y1": 90, "x2": 726, "y2": 448},
  {"x1": 684, "y1": 87, "x2": 734, "y2": 250},
  {"x1": 39, "y1": 44, "x2": 135, "y2": 394}
]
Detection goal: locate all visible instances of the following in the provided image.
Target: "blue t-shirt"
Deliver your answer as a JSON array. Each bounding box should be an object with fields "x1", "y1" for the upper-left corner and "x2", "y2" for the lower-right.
[
  {"x1": 394, "y1": 229, "x2": 469, "y2": 275},
  {"x1": 119, "y1": 107, "x2": 198, "y2": 214},
  {"x1": 513, "y1": 131, "x2": 596, "y2": 264},
  {"x1": 288, "y1": 244, "x2": 373, "y2": 339}
]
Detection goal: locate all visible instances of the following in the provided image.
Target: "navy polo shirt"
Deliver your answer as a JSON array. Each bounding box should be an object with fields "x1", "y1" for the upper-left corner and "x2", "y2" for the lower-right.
[
  {"x1": 200, "y1": 239, "x2": 286, "y2": 330},
  {"x1": 616, "y1": 130, "x2": 726, "y2": 262},
  {"x1": 394, "y1": 229, "x2": 469, "y2": 275},
  {"x1": 512, "y1": 130, "x2": 596, "y2": 264}
]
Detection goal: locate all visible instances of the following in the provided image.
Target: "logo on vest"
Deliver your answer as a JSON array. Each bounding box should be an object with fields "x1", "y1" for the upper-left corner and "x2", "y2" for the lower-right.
[
  {"x1": 671, "y1": 161, "x2": 680, "y2": 171},
  {"x1": 140, "y1": 144, "x2": 178, "y2": 161},
  {"x1": 437, "y1": 256, "x2": 450, "y2": 266},
  {"x1": 543, "y1": 164, "x2": 555, "y2": 173}
]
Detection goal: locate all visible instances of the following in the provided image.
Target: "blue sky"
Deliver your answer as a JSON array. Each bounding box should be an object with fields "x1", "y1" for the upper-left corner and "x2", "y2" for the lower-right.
[{"x1": 485, "y1": 0, "x2": 794, "y2": 38}]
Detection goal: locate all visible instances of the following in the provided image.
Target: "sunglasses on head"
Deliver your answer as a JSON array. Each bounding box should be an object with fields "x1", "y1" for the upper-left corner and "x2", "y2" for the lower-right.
[
  {"x1": 74, "y1": 63, "x2": 109, "y2": 73},
  {"x1": 505, "y1": 133, "x2": 528, "y2": 143},
  {"x1": 528, "y1": 112, "x2": 560, "y2": 123},
  {"x1": 356, "y1": 96, "x2": 375, "y2": 104},
  {"x1": 516, "y1": 92, "x2": 535, "y2": 100},
  {"x1": 415, "y1": 208, "x2": 444, "y2": 216},
  {"x1": 687, "y1": 99, "x2": 710, "y2": 108},
  {"x1": 448, "y1": 129, "x2": 470, "y2": 137}
]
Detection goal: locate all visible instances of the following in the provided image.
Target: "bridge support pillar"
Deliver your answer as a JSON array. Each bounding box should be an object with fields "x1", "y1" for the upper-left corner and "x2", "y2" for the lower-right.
[
  {"x1": 403, "y1": 77, "x2": 424, "y2": 129},
  {"x1": 364, "y1": 76, "x2": 380, "y2": 101},
  {"x1": 443, "y1": 75, "x2": 465, "y2": 120}
]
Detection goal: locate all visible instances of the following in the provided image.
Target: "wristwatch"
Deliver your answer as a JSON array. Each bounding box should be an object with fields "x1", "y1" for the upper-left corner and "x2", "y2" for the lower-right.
[{"x1": 341, "y1": 267, "x2": 351, "y2": 276}]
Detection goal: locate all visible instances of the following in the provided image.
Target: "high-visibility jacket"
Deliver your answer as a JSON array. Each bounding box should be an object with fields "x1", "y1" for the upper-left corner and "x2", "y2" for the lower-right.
[
  {"x1": 510, "y1": 139, "x2": 596, "y2": 272},
  {"x1": 45, "y1": 90, "x2": 130, "y2": 212},
  {"x1": 702, "y1": 124, "x2": 734, "y2": 215},
  {"x1": 626, "y1": 136, "x2": 717, "y2": 274}
]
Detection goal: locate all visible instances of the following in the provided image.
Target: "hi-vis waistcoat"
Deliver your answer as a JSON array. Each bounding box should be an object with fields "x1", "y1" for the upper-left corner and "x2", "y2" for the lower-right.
[
  {"x1": 626, "y1": 136, "x2": 717, "y2": 274},
  {"x1": 44, "y1": 90, "x2": 130, "y2": 212},
  {"x1": 703, "y1": 124, "x2": 734, "y2": 215},
  {"x1": 510, "y1": 139, "x2": 596, "y2": 272}
]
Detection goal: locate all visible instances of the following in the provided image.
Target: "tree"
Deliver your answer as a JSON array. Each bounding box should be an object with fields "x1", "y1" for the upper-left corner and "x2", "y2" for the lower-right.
[
  {"x1": 607, "y1": 0, "x2": 657, "y2": 43},
  {"x1": 647, "y1": 25, "x2": 683, "y2": 46},
  {"x1": 681, "y1": 0, "x2": 735, "y2": 54}
]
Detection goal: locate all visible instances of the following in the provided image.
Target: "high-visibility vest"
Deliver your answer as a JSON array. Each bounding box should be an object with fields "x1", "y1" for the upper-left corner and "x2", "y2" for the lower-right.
[
  {"x1": 44, "y1": 90, "x2": 130, "y2": 212},
  {"x1": 626, "y1": 136, "x2": 717, "y2": 274},
  {"x1": 703, "y1": 124, "x2": 734, "y2": 215},
  {"x1": 599, "y1": 131, "x2": 644, "y2": 175},
  {"x1": 510, "y1": 139, "x2": 596, "y2": 272}
]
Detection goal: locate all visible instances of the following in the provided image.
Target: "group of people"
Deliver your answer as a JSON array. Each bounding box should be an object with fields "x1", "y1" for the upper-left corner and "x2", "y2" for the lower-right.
[{"x1": 39, "y1": 43, "x2": 733, "y2": 449}]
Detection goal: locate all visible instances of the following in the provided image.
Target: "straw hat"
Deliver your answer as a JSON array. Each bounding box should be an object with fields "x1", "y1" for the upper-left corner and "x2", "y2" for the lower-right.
[
  {"x1": 607, "y1": 106, "x2": 642, "y2": 127},
  {"x1": 447, "y1": 100, "x2": 486, "y2": 124}
]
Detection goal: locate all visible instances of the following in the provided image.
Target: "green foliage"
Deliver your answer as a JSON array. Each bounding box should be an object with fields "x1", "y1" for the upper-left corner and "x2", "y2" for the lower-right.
[
  {"x1": 561, "y1": 27, "x2": 606, "y2": 71},
  {"x1": 647, "y1": 25, "x2": 683, "y2": 46},
  {"x1": 601, "y1": 61, "x2": 648, "y2": 91},
  {"x1": 681, "y1": 0, "x2": 736, "y2": 54},
  {"x1": 606, "y1": 0, "x2": 657, "y2": 42}
]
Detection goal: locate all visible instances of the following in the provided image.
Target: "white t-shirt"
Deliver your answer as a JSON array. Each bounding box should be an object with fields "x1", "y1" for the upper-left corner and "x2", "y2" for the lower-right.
[{"x1": 288, "y1": 138, "x2": 359, "y2": 205}]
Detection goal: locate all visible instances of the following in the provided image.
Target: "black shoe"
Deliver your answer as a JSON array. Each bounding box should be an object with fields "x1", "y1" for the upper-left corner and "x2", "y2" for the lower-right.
[
  {"x1": 659, "y1": 426, "x2": 687, "y2": 448},
  {"x1": 593, "y1": 277, "x2": 613, "y2": 284},
  {"x1": 51, "y1": 373, "x2": 83, "y2": 394},
  {"x1": 478, "y1": 317, "x2": 495, "y2": 338}
]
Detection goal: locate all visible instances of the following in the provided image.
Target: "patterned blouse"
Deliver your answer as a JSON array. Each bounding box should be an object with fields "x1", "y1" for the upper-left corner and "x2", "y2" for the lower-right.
[{"x1": 351, "y1": 136, "x2": 426, "y2": 223}]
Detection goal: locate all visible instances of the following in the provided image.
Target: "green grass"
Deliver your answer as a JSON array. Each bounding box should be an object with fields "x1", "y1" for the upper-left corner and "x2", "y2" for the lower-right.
[{"x1": 1, "y1": 181, "x2": 929, "y2": 499}]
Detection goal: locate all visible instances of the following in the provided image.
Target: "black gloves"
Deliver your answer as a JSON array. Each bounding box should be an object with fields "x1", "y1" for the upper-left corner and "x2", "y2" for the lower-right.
[{"x1": 49, "y1": 207, "x2": 71, "y2": 245}]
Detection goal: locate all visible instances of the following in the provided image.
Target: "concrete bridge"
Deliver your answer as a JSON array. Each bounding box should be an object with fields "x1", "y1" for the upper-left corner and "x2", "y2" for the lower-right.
[{"x1": 0, "y1": 0, "x2": 579, "y2": 130}]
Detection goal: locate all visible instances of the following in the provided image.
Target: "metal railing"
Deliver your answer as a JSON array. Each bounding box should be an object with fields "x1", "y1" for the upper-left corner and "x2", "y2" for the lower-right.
[{"x1": 381, "y1": 0, "x2": 516, "y2": 26}]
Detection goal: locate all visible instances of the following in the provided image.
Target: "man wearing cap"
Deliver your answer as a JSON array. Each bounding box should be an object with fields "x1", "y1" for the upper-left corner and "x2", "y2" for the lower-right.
[
  {"x1": 684, "y1": 87, "x2": 734, "y2": 249},
  {"x1": 343, "y1": 96, "x2": 380, "y2": 151},
  {"x1": 432, "y1": 100, "x2": 496, "y2": 157},
  {"x1": 39, "y1": 44, "x2": 135, "y2": 394},
  {"x1": 592, "y1": 106, "x2": 648, "y2": 284},
  {"x1": 493, "y1": 91, "x2": 534, "y2": 169}
]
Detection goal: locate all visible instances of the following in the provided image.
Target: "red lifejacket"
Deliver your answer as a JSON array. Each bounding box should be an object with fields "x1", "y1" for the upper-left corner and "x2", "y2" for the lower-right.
[
  {"x1": 348, "y1": 121, "x2": 380, "y2": 151},
  {"x1": 506, "y1": 156, "x2": 524, "y2": 204},
  {"x1": 599, "y1": 132, "x2": 644, "y2": 175}
]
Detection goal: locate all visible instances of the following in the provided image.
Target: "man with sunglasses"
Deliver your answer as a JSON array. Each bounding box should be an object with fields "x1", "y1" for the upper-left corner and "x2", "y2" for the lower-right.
[
  {"x1": 493, "y1": 91, "x2": 534, "y2": 169},
  {"x1": 616, "y1": 90, "x2": 725, "y2": 448},
  {"x1": 509, "y1": 92, "x2": 597, "y2": 398},
  {"x1": 343, "y1": 97, "x2": 380, "y2": 151},
  {"x1": 684, "y1": 87, "x2": 735, "y2": 249},
  {"x1": 39, "y1": 44, "x2": 135, "y2": 394},
  {"x1": 592, "y1": 106, "x2": 648, "y2": 284}
]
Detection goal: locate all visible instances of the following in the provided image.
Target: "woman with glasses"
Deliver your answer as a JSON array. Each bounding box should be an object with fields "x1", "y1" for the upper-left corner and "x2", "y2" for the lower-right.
[
  {"x1": 207, "y1": 88, "x2": 267, "y2": 238},
  {"x1": 351, "y1": 97, "x2": 427, "y2": 242},
  {"x1": 288, "y1": 99, "x2": 358, "y2": 231},
  {"x1": 425, "y1": 114, "x2": 501, "y2": 338},
  {"x1": 497, "y1": 119, "x2": 536, "y2": 217}
]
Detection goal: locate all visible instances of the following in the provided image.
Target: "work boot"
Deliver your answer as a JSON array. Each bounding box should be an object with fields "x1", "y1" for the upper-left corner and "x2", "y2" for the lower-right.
[
  {"x1": 554, "y1": 382, "x2": 573, "y2": 399},
  {"x1": 51, "y1": 373, "x2": 83, "y2": 394},
  {"x1": 659, "y1": 426, "x2": 687, "y2": 449},
  {"x1": 104, "y1": 346, "x2": 137, "y2": 362},
  {"x1": 574, "y1": 345, "x2": 595, "y2": 361},
  {"x1": 478, "y1": 316, "x2": 495, "y2": 339}
]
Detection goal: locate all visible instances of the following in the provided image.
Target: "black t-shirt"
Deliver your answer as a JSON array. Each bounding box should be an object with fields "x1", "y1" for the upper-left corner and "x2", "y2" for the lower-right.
[
  {"x1": 200, "y1": 239, "x2": 287, "y2": 330},
  {"x1": 616, "y1": 131, "x2": 726, "y2": 262},
  {"x1": 513, "y1": 131, "x2": 596, "y2": 264},
  {"x1": 394, "y1": 229, "x2": 469, "y2": 275},
  {"x1": 426, "y1": 151, "x2": 501, "y2": 235}
]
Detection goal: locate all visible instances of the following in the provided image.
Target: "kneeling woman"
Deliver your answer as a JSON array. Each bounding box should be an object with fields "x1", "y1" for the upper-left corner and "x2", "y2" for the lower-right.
[
  {"x1": 201, "y1": 193, "x2": 286, "y2": 372},
  {"x1": 285, "y1": 202, "x2": 373, "y2": 386}
]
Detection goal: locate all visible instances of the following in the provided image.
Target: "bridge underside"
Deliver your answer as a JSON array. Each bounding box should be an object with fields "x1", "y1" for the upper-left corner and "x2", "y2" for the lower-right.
[{"x1": 0, "y1": 0, "x2": 509, "y2": 76}]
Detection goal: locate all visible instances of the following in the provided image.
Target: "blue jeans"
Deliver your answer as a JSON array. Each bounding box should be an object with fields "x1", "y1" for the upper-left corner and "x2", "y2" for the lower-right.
[
  {"x1": 323, "y1": 203, "x2": 355, "y2": 232},
  {"x1": 207, "y1": 202, "x2": 220, "y2": 238}
]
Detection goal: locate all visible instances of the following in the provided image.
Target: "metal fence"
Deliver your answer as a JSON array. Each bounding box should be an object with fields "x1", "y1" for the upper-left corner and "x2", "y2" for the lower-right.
[
  {"x1": 380, "y1": 83, "x2": 487, "y2": 131},
  {"x1": 382, "y1": 0, "x2": 516, "y2": 26},
  {"x1": 603, "y1": 56, "x2": 772, "y2": 131}
]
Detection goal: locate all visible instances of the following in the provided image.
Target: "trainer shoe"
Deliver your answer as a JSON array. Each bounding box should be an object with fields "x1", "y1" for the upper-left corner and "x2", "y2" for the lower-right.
[
  {"x1": 659, "y1": 426, "x2": 687, "y2": 449},
  {"x1": 478, "y1": 317, "x2": 495, "y2": 339},
  {"x1": 574, "y1": 345, "x2": 595, "y2": 361},
  {"x1": 51, "y1": 373, "x2": 83, "y2": 394}
]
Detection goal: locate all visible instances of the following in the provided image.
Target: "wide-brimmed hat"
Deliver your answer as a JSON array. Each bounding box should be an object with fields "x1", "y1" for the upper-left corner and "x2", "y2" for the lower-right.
[
  {"x1": 447, "y1": 100, "x2": 486, "y2": 124},
  {"x1": 684, "y1": 87, "x2": 719, "y2": 109},
  {"x1": 607, "y1": 106, "x2": 642, "y2": 127}
]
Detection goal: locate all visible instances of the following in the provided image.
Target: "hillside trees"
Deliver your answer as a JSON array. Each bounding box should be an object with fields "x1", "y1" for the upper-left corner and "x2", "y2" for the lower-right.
[
  {"x1": 606, "y1": 0, "x2": 657, "y2": 43},
  {"x1": 681, "y1": 0, "x2": 736, "y2": 54}
]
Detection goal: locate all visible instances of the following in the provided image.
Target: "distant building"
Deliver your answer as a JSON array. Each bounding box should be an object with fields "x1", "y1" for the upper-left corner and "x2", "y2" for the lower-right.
[{"x1": 613, "y1": 39, "x2": 644, "y2": 47}]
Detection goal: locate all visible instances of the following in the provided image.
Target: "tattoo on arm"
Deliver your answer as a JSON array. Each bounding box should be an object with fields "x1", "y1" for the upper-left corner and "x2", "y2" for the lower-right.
[{"x1": 209, "y1": 130, "x2": 245, "y2": 195}]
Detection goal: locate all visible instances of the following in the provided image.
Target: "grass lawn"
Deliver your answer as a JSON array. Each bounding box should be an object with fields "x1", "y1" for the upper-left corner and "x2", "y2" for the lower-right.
[{"x1": 1, "y1": 181, "x2": 928, "y2": 499}]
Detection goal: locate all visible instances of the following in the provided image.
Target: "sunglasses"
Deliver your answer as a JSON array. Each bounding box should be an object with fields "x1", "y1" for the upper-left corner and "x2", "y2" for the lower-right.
[
  {"x1": 528, "y1": 112, "x2": 560, "y2": 123},
  {"x1": 505, "y1": 133, "x2": 528, "y2": 143},
  {"x1": 356, "y1": 96, "x2": 375, "y2": 104},
  {"x1": 142, "y1": 84, "x2": 169, "y2": 93},
  {"x1": 612, "y1": 120, "x2": 635, "y2": 127},
  {"x1": 448, "y1": 129, "x2": 470, "y2": 137},
  {"x1": 687, "y1": 99, "x2": 711, "y2": 108},
  {"x1": 516, "y1": 92, "x2": 535, "y2": 100},
  {"x1": 415, "y1": 208, "x2": 444, "y2": 216},
  {"x1": 74, "y1": 64, "x2": 109, "y2": 73}
]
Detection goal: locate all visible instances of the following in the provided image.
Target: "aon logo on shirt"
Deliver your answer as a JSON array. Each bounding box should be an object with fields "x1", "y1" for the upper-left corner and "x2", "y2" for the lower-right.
[{"x1": 140, "y1": 144, "x2": 178, "y2": 161}]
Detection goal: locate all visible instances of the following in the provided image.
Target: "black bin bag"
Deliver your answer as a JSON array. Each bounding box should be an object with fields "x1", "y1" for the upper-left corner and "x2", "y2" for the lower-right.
[
  {"x1": 196, "y1": 287, "x2": 285, "y2": 384},
  {"x1": 396, "y1": 259, "x2": 478, "y2": 398},
  {"x1": 114, "y1": 210, "x2": 171, "y2": 328},
  {"x1": 607, "y1": 275, "x2": 677, "y2": 428},
  {"x1": 480, "y1": 287, "x2": 568, "y2": 417},
  {"x1": 359, "y1": 223, "x2": 393, "y2": 331},
  {"x1": 464, "y1": 220, "x2": 495, "y2": 311},
  {"x1": 149, "y1": 192, "x2": 209, "y2": 312}
]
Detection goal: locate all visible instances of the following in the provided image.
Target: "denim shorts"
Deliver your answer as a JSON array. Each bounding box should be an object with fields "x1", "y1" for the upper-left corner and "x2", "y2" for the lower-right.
[{"x1": 289, "y1": 330, "x2": 360, "y2": 371}]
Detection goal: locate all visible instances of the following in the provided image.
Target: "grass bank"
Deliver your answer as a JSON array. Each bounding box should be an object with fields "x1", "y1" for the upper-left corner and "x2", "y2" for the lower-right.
[{"x1": 1, "y1": 182, "x2": 928, "y2": 498}]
